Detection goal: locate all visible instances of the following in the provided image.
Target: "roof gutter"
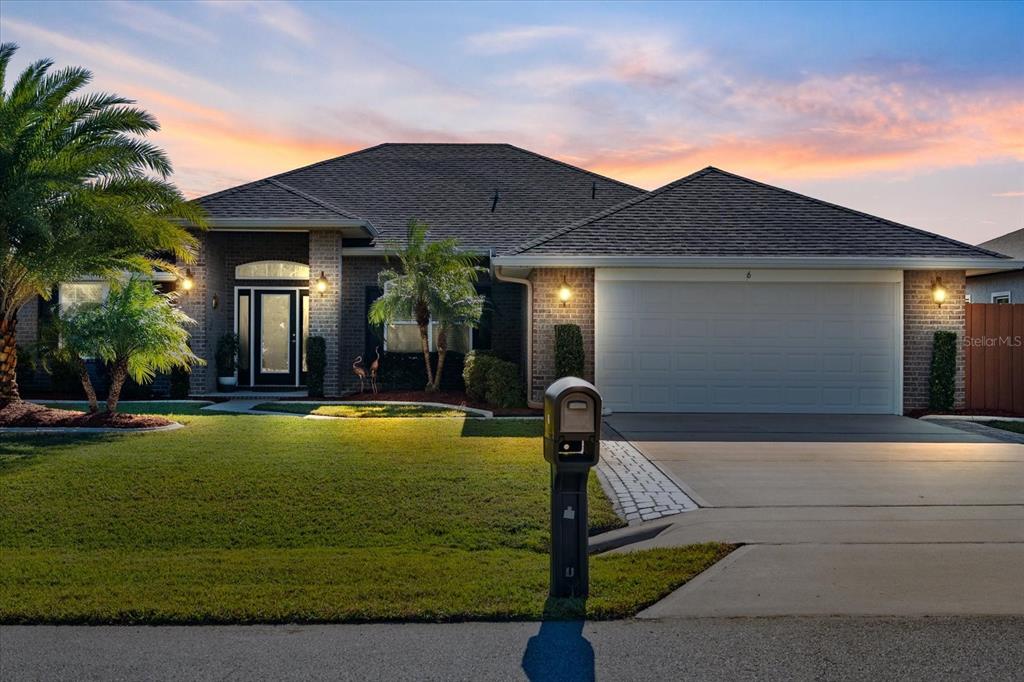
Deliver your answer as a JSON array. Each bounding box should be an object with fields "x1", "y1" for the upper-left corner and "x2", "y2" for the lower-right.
[
  {"x1": 195, "y1": 217, "x2": 380, "y2": 238},
  {"x1": 492, "y1": 255, "x2": 1024, "y2": 270},
  {"x1": 492, "y1": 259, "x2": 540, "y2": 409}
]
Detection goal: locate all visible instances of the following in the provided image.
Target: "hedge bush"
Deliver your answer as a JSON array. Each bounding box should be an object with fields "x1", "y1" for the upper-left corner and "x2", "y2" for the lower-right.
[
  {"x1": 307, "y1": 336, "x2": 327, "y2": 397},
  {"x1": 463, "y1": 350, "x2": 495, "y2": 401},
  {"x1": 485, "y1": 357, "x2": 525, "y2": 408},
  {"x1": 928, "y1": 330, "x2": 957, "y2": 411},
  {"x1": 554, "y1": 324, "x2": 584, "y2": 379},
  {"x1": 169, "y1": 366, "x2": 190, "y2": 399},
  {"x1": 378, "y1": 351, "x2": 465, "y2": 391}
]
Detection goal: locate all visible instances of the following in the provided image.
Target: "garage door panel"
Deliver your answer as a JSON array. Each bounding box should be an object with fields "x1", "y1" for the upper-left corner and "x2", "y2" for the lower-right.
[{"x1": 597, "y1": 277, "x2": 898, "y2": 414}]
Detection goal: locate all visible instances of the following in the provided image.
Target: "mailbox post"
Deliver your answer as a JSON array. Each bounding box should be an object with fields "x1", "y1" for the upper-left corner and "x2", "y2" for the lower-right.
[{"x1": 544, "y1": 377, "x2": 602, "y2": 598}]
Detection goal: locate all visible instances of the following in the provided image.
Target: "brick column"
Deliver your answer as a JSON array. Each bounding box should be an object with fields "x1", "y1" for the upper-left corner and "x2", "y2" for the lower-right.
[
  {"x1": 309, "y1": 231, "x2": 343, "y2": 396},
  {"x1": 529, "y1": 268, "x2": 595, "y2": 404},
  {"x1": 903, "y1": 270, "x2": 966, "y2": 412},
  {"x1": 180, "y1": 233, "x2": 220, "y2": 396}
]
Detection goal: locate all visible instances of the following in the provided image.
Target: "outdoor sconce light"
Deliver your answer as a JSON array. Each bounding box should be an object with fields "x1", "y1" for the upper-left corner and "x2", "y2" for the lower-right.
[
  {"x1": 180, "y1": 269, "x2": 194, "y2": 293},
  {"x1": 932, "y1": 278, "x2": 947, "y2": 307},
  {"x1": 558, "y1": 276, "x2": 572, "y2": 307},
  {"x1": 316, "y1": 271, "x2": 329, "y2": 296}
]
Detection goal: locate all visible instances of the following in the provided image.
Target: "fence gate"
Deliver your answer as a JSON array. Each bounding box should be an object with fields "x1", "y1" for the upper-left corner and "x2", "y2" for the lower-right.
[{"x1": 964, "y1": 303, "x2": 1024, "y2": 413}]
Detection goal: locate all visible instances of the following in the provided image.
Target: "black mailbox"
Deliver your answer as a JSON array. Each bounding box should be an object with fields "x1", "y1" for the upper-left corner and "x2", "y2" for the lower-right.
[{"x1": 544, "y1": 376, "x2": 602, "y2": 598}]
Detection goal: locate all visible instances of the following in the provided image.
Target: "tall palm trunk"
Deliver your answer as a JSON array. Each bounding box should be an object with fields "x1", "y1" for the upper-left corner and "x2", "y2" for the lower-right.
[
  {"x1": 415, "y1": 301, "x2": 435, "y2": 391},
  {"x1": 106, "y1": 359, "x2": 128, "y2": 414},
  {"x1": 76, "y1": 359, "x2": 99, "y2": 413},
  {"x1": 432, "y1": 326, "x2": 448, "y2": 392},
  {"x1": 0, "y1": 317, "x2": 19, "y2": 404}
]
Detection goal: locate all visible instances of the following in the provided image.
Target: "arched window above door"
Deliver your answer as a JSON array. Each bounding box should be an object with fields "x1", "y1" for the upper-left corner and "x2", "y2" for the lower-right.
[{"x1": 235, "y1": 261, "x2": 310, "y2": 280}]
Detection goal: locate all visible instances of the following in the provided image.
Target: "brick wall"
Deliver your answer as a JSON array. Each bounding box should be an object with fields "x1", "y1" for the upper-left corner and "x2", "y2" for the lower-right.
[
  {"x1": 903, "y1": 270, "x2": 966, "y2": 412},
  {"x1": 340, "y1": 256, "x2": 384, "y2": 391},
  {"x1": 15, "y1": 298, "x2": 38, "y2": 346},
  {"x1": 215, "y1": 231, "x2": 309, "y2": 330},
  {"x1": 488, "y1": 278, "x2": 524, "y2": 364},
  {"x1": 309, "y1": 231, "x2": 343, "y2": 395},
  {"x1": 180, "y1": 233, "x2": 221, "y2": 395},
  {"x1": 528, "y1": 268, "x2": 595, "y2": 404}
]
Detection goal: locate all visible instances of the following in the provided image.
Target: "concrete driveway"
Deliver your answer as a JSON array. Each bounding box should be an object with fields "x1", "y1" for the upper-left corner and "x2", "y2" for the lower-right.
[{"x1": 603, "y1": 413, "x2": 1024, "y2": 617}]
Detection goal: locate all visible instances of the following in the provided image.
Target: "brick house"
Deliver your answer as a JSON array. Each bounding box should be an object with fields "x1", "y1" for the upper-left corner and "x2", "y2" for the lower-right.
[{"x1": 18, "y1": 144, "x2": 1018, "y2": 413}]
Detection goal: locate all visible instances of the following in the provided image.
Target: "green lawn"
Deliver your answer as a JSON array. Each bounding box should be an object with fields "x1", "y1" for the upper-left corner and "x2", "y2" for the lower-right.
[
  {"x1": 985, "y1": 420, "x2": 1024, "y2": 435},
  {"x1": 253, "y1": 402, "x2": 472, "y2": 418},
  {"x1": 1, "y1": 410, "x2": 729, "y2": 623}
]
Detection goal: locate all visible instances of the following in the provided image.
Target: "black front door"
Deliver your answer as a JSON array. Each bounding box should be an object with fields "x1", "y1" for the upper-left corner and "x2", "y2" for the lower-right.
[{"x1": 253, "y1": 289, "x2": 298, "y2": 386}]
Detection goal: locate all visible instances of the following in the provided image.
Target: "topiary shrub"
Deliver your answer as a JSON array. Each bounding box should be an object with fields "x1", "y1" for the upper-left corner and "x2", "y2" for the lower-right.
[
  {"x1": 169, "y1": 365, "x2": 190, "y2": 399},
  {"x1": 485, "y1": 357, "x2": 525, "y2": 408},
  {"x1": 307, "y1": 336, "x2": 327, "y2": 397},
  {"x1": 376, "y1": 351, "x2": 466, "y2": 392},
  {"x1": 555, "y1": 324, "x2": 584, "y2": 378},
  {"x1": 463, "y1": 350, "x2": 496, "y2": 402},
  {"x1": 929, "y1": 330, "x2": 957, "y2": 411}
]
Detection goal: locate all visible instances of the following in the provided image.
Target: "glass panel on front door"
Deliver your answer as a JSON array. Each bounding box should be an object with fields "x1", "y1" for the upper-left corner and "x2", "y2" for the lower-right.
[{"x1": 261, "y1": 293, "x2": 292, "y2": 374}]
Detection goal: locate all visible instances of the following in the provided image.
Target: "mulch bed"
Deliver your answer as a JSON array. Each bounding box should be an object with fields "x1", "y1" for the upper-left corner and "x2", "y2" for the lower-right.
[
  {"x1": 0, "y1": 401, "x2": 172, "y2": 429},
  {"x1": 287, "y1": 390, "x2": 542, "y2": 417},
  {"x1": 907, "y1": 408, "x2": 1024, "y2": 419}
]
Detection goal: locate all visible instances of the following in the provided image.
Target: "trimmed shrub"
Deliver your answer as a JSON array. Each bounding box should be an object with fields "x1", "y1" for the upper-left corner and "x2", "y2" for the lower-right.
[
  {"x1": 307, "y1": 336, "x2": 327, "y2": 397},
  {"x1": 485, "y1": 357, "x2": 525, "y2": 408},
  {"x1": 928, "y1": 330, "x2": 957, "y2": 411},
  {"x1": 463, "y1": 350, "x2": 496, "y2": 402},
  {"x1": 554, "y1": 324, "x2": 584, "y2": 379},
  {"x1": 169, "y1": 366, "x2": 190, "y2": 399},
  {"x1": 377, "y1": 351, "x2": 466, "y2": 392},
  {"x1": 215, "y1": 333, "x2": 239, "y2": 378}
]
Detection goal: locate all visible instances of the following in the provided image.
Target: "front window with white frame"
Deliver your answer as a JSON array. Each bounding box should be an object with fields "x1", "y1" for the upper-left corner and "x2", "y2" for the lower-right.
[
  {"x1": 380, "y1": 282, "x2": 471, "y2": 353},
  {"x1": 58, "y1": 281, "x2": 108, "y2": 313},
  {"x1": 992, "y1": 292, "x2": 1011, "y2": 304}
]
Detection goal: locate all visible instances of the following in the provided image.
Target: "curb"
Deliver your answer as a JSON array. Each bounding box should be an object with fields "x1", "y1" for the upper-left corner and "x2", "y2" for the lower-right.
[
  {"x1": 921, "y1": 415, "x2": 1024, "y2": 423},
  {"x1": 589, "y1": 521, "x2": 674, "y2": 554},
  {"x1": 0, "y1": 422, "x2": 185, "y2": 435}
]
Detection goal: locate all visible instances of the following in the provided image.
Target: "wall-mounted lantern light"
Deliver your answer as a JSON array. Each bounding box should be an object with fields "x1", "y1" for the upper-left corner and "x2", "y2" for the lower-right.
[
  {"x1": 932, "y1": 278, "x2": 947, "y2": 307},
  {"x1": 316, "y1": 270, "x2": 329, "y2": 296},
  {"x1": 180, "y1": 268, "x2": 194, "y2": 293},
  {"x1": 558, "y1": 275, "x2": 572, "y2": 307}
]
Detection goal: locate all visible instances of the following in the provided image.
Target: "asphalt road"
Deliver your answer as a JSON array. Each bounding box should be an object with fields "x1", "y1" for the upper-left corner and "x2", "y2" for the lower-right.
[{"x1": 3, "y1": 617, "x2": 1024, "y2": 681}]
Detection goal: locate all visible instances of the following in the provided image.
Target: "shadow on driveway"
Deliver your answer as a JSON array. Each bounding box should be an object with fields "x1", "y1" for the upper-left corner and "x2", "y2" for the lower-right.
[{"x1": 604, "y1": 413, "x2": 998, "y2": 443}]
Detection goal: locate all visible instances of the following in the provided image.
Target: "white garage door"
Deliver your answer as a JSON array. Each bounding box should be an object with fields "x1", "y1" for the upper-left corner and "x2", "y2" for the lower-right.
[{"x1": 596, "y1": 270, "x2": 901, "y2": 414}]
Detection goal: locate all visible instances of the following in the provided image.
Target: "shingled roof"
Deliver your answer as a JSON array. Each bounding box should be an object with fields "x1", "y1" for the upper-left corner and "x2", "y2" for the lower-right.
[
  {"x1": 195, "y1": 143, "x2": 642, "y2": 252},
  {"x1": 510, "y1": 167, "x2": 1010, "y2": 260}
]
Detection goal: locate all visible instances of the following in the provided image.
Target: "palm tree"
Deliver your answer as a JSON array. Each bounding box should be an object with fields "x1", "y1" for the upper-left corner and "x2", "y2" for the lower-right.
[
  {"x1": 0, "y1": 43, "x2": 204, "y2": 404},
  {"x1": 63, "y1": 278, "x2": 202, "y2": 413},
  {"x1": 368, "y1": 220, "x2": 484, "y2": 392}
]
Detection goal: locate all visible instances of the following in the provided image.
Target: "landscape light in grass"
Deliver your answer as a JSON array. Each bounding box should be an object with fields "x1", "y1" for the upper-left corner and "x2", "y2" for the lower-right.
[
  {"x1": 558, "y1": 276, "x2": 572, "y2": 306},
  {"x1": 316, "y1": 271, "x2": 329, "y2": 296},
  {"x1": 932, "y1": 278, "x2": 947, "y2": 306}
]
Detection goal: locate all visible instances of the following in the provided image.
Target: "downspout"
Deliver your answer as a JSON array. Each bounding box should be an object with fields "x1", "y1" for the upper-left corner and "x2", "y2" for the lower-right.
[{"x1": 492, "y1": 258, "x2": 540, "y2": 408}]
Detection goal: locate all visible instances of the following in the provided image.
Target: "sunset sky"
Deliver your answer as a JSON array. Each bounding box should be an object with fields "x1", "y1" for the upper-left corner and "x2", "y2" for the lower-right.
[{"x1": 3, "y1": 0, "x2": 1022, "y2": 244}]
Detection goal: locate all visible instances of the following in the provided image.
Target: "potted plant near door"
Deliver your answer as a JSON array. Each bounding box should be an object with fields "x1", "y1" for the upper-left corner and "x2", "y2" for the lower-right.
[{"x1": 216, "y1": 333, "x2": 239, "y2": 392}]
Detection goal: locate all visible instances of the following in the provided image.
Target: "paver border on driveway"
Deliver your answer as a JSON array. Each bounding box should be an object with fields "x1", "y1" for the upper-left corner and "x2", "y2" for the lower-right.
[{"x1": 597, "y1": 431, "x2": 698, "y2": 524}]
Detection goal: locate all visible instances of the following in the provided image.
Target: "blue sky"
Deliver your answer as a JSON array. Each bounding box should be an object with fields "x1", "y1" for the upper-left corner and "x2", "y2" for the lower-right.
[{"x1": 2, "y1": 0, "x2": 1022, "y2": 243}]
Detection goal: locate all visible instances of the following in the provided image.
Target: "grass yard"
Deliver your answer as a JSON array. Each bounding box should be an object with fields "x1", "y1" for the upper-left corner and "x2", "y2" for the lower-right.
[
  {"x1": 253, "y1": 402, "x2": 472, "y2": 418},
  {"x1": 0, "y1": 409, "x2": 730, "y2": 624},
  {"x1": 985, "y1": 420, "x2": 1024, "y2": 435}
]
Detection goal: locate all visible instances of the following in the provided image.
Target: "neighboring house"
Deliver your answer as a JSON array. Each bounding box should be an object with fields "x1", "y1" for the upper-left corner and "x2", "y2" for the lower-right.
[
  {"x1": 966, "y1": 227, "x2": 1024, "y2": 304},
  {"x1": 16, "y1": 143, "x2": 1019, "y2": 414}
]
